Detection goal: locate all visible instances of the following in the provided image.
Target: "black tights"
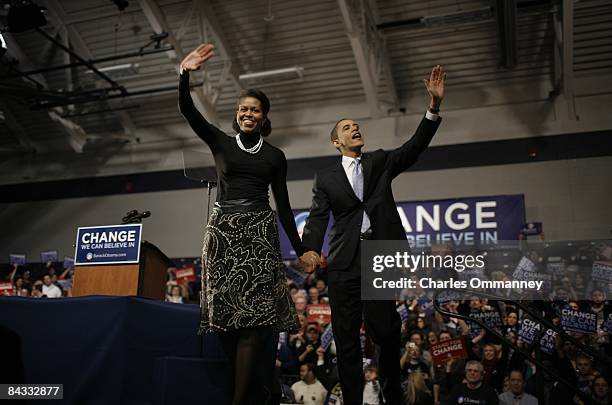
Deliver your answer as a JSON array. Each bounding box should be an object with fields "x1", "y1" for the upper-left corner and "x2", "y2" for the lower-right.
[{"x1": 220, "y1": 327, "x2": 272, "y2": 405}]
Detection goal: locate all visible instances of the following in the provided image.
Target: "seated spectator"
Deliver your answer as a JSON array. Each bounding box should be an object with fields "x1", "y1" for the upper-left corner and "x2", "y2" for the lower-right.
[
  {"x1": 294, "y1": 295, "x2": 307, "y2": 317},
  {"x1": 404, "y1": 371, "x2": 433, "y2": 405},
  {"x1": 448, "y1": 360, "x2": 499, "y2": 404},
  {"x1": 166, "y1": 285, "x2": 183, "y2": 304},
  {"x1": 575, "y1": 353, "x2": 598, "y2": 397},
  {"x1": 400, "y1": 343, "x2": 430, "y2": 378},
  {"x1": 308, "y1": 287, "x2": 321, "y2": 304},
  {"x1": 503, "y1": 310, "x2": 519, "y2": 337},
  {"x1": 482, "y1": 343, "x2": 508, "y2": 393},
  {"x1": 41, "y1": 274, "x2": 62, "y2": 298},
  {"x1": 31, "y1": 283, "x2": 43, "y2": 298},
  {"x1": 588, "y1": 288, "x2": 611, "y2": 345},
  {"x1": 498, "y1": 370, "x2": 538, "y2": 405},
  {"x1": 591, "y1": 376, "x2": 610, "y2": 405},
  {"x1": 276, "y1": 333, "x2": 299, "y2": 377},
  {"x1": 363, "y1": 366, "x2": 382, "y2": 405},
  {"x1": 13, "y1": 276, "x2": 24, "y2": 293},
  {"x1": 315, "y1": 279, "x2": 328, "y2": 301},
  {"x1": 297, "y1": 323, "x2": 322, "y2": 365},
  {"x1": 289, "y1": 314, "x2": 307, "y2": 352},
  {"x1": 415, "y1": 316, "x2": 431, "y2": 336},
  {"x1": 408, "y1": 330, "x2": 432, "y2": 367},
  {"x1": 426, "y1": 330, "x2": 438, "y2": 349},
  {"x1": 291, "y1": 363, "x2": 327, "y2": 405}
]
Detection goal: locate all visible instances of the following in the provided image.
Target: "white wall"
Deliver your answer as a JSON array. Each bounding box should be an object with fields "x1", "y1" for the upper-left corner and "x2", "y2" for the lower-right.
[{"x1": 1, "y1": 156, "x2": 610, "y2": 260}]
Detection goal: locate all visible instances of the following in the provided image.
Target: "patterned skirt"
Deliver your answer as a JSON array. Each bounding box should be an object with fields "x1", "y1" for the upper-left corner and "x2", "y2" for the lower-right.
[{"x1": 198, "y1": 205, "x2": 299, "y2": 334}]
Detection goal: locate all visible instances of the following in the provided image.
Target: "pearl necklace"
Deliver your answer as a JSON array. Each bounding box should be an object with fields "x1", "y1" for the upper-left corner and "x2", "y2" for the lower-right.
[{"x1": 235, "y1": 133, "x2": 263, "y2": 154}]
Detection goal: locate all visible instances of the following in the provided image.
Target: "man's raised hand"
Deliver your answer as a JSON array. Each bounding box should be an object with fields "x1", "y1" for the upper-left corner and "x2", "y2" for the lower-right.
[{"x1": 424, "y1": 65, "x2": 446, "y2": 110}]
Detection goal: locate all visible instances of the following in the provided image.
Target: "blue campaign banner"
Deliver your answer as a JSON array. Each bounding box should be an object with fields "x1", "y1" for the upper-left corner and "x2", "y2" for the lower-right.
[
  {"x1": 320, "y1": 323, "x2": 334, "y2": 351},
  {"x1": 277, "y1": 194, "x2": 525, "y2": 259},
  {"x1": 63, "y1": 257, "x2": 75, "y2": 270},
  {"x1": 40, "y1": 250, "x2": 59, "y2": 263},
  {"x1": 472, "y1": 310, "x2": 503, "y2": 329},
  {"x1": 398, "y1": 194, "x2": 525, "y2": 246},
  {"x1": 9, "y1": 254, "x2": 26, "y2": 265},
  {"x1": 518, "y1": 318, "x2": 542, "y2": 345},
  {"x1": 539, "y1": 328, "x2": 557, "y2": 354},
  {"x1": 396, "y1": 304, "x2": 409, "y2": 322},
  {"x1": 602, "y1": 314, "x2": 612, "y2": 334},
  {"x1": 559, "y1": 307, "x2": 597, "y2": 334},
  {"x1": 74, "y1": 224, "x2": 142, "y2": 265}
]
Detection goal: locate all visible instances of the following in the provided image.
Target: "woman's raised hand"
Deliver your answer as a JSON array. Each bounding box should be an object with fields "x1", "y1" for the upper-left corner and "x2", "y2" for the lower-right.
[{"x1": 180, "y1": 43, "x2": 215, "y2": 72}]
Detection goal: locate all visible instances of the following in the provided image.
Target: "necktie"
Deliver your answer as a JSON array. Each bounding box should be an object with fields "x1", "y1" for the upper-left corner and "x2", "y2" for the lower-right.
[{"x1": 352, "y1": 158, "x2": 371, "y2": 232}]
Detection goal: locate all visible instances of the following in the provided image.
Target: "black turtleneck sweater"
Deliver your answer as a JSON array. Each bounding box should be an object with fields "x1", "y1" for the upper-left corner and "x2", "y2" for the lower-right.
[{"x1": 179, "y1": 71, "x2": 304, "y2": 256}]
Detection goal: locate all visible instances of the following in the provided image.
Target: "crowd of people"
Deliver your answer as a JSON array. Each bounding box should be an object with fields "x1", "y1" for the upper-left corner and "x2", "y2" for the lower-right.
[
  {"x1": 272, "y1": 257, "x2": 611, "y2": 405},
  {"x1": 2, "y1": 242, "x2": 611, "y2": 405},
  {"x1": 1, "y1": 262, "x2": 74, "y2": 298}
]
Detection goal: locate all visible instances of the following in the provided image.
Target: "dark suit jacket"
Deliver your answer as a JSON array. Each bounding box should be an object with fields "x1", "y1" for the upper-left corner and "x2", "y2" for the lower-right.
[{"x1": 302, "y1": 115, "x2": 441, "y2": 270}]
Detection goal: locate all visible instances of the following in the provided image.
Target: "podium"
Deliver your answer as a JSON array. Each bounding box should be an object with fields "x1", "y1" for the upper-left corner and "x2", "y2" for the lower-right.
[{"x1": 72, "y1": 241, "x2": 174, "y2": 300}]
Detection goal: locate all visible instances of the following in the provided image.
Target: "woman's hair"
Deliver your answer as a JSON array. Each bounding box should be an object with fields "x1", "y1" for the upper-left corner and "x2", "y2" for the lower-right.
[
  {"x1": 404, "y1": 372, "x2": 431, "y2": 404},
  {"x1": 232, "y1": 89, "x2": 272, "y2": 137}
]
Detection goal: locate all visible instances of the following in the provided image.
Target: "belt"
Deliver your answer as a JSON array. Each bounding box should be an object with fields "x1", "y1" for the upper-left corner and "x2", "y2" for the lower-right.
[
  {"x1": 360, "y1": 229, "x2": 373, "y2": 240},
  {"x1": 214, "y1": 199, "x2": 270, "y2": 213}
]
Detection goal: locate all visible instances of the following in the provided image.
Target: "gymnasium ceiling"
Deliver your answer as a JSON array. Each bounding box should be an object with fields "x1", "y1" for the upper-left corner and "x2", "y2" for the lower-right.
[{"x1": 0, "y1": 0, "x2": 610, "y2": 159}]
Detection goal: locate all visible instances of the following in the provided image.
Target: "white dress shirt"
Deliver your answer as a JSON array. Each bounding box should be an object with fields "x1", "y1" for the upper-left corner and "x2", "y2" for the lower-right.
[
  {"x1": 42, "y1": 283, "x2": 62, "y2": 298},
  {"x1": 291, "y1": 379, "x2": 327, "y2": 405}
]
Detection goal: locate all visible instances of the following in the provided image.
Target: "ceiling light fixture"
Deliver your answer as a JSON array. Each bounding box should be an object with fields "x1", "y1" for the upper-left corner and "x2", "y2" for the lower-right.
[
  {"x1": 0, "y1": 33, "x2": 7, "y2": 57},
  {"x1": 238, "y1": 66, "x2": 304, "y2": 83},
  {"x1": 85, "y1": 63, "x2": 140, "y2": 77}
]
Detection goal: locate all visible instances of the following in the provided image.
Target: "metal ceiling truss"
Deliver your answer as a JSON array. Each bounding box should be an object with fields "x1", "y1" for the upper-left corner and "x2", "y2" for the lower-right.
[
  {"x1": 550, "y1": 0, "x2": 576, "y2": 120},
  {"x1": 337, "y1": 0, "x2": 400, "y2": 118},
  {"x1": 198, "y1": 0, "x2": 242, "y2": 95},
  {"x1": 44, "y1": 0, "x2": 137, "y2": 138},
  {"x1": 137, "y1": 0, "x2": 220, "y2": 124},
  {"x1": 1, "y1": 32, "x2": 88, "y2": 153}
]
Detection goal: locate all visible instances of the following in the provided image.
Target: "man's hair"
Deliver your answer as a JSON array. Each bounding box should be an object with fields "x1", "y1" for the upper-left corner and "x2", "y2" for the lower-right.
[
  {"x1": 465, "y1": 360, "x2": 484, "y2": 373},
  {"x1": 508, "y1": 369, "x2": 524, "y2": 379},
  {"x1": 330, "y1": 118, "x2": 348, "y2": 142},
  {"x1": 232, "y1": 89, "x2": 272, "y2": 137},
  {"x1": 301, "y1": 363, "x2": 315, "y2": 372}
]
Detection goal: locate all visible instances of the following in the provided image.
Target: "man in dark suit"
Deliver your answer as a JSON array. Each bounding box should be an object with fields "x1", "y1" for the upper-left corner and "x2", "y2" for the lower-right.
[{"x1": 299, "y1": 65, "x2": 445, "y2": 405}]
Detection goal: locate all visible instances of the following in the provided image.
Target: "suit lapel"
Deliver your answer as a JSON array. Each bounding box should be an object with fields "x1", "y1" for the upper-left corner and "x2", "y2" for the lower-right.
[{"x1": 331, "y1": 159, "x2": 359, "y2": 201}]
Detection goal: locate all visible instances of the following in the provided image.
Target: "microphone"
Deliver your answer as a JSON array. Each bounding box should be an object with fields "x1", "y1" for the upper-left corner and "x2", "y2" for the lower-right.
[
  {"x1": 121, "y1": 210, "x2": 151, "y2": 224},
  {"x1": 122, "y1": 210, "x2": 138, "y2": 223}
]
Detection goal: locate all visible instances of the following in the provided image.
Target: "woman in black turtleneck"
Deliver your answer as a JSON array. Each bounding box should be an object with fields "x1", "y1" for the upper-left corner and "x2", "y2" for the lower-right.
[{"x1": 179, "y1": 44, "x2": 306, "y2": 405}]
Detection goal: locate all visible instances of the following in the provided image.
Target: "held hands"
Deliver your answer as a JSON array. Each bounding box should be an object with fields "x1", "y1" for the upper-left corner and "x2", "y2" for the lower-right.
[
  {"x1": 299, "y1": 251, "x2": 321, "y2": 273},
  {"x1": 423, "y1": 65, "x2": 446, "y2": 111},
  {"x1": 180, "y1": 43, "x2": 215, "y2": 72}
]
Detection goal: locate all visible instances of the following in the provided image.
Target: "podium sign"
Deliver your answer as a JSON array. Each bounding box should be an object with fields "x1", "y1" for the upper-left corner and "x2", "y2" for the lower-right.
[{"x1": 74, "y1": 224, "x2": 142, "y2": 265}]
